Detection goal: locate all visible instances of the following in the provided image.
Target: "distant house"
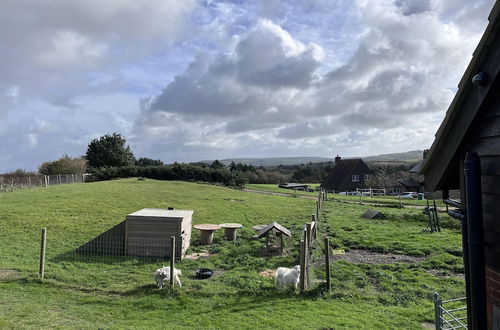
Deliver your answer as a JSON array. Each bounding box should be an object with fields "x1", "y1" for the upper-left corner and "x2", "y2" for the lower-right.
[
  {"x1": 420, "y1": 2, "x2": 500, "y2": 329},
  {"x1": 321, "y1": 156, "x2": 372, "y2": 192}
]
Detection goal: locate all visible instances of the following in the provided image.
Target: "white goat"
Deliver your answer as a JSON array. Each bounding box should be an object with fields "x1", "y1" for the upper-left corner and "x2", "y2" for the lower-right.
[
  {"x1": 154, "y1": 266, "x2": 182, "y2": 288},
  {"x1": 275, "y1": 265, "x2": 301, "y2": 290}
]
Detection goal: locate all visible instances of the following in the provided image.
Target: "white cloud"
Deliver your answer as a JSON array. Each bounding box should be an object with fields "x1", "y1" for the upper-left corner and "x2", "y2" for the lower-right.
[{"x1": 0, "y1": 0, "x2": 495, "y2": 171}]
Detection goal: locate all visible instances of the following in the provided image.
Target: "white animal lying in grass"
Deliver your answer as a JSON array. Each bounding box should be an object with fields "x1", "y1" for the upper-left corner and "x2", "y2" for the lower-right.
[
  {"x1": 154, "y1": 266, "x2": 182, "y2": 288},
  {"x1": 275, "y1": 265, "x2": 300, "y2": 290}
]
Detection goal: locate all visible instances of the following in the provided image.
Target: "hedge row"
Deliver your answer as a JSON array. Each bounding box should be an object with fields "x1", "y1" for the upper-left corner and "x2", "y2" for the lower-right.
[{"x1": 90, "y1": 164, "x2": 248, "y2": 188}]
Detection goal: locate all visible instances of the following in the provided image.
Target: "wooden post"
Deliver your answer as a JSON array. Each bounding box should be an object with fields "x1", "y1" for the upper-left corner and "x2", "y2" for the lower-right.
[
  {"x1": 170, "y1": 236, "x2": 175, "y2": 287},
  {"x1": 325, "y1": 236, "x2": 331, "y2": 292},
  {"x1": 304, "y1": 231, "x2": 309, "y2": 290},
  {"x1": 57, "y1": 174, "x2": 61, "y2": 184},
  {"x1": 306, "y1": 223, "x2": 312, "y2": 248},
  {"x1": 39, "y1": 228, "x2": 47, "y2": 279},
  {"x1": 44, "y1": 175, "x2": 48, "y2": 188},
  {"x1": 433, "y1": 200, "x2": 441, "y2": 232},
  {"x1": 426, "y1": 199, "x2": 434, "y2": 232},
  {"x1": 300, "y1": 239, "x2": 306, "y2": 292},
  {"x1": 28, "y1": 176, "x2": 32, "y2": 188}
]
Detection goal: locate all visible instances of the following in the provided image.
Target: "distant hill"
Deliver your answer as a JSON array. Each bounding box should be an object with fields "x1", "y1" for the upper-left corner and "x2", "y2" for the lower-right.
[
  {"x1": 200, "y1": 150, "x2": 423, "y2": 167},
  {"x1": 363, "y1": 150, "x2": 423, "y2": 163}
]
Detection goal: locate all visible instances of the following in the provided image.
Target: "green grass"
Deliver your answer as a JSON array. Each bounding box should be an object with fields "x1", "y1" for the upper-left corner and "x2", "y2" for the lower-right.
[
  {"x1": 0, "y1": 179, "x2": 464, "y2": 329},
  {"x1": 245, "y1": 183, "x2": 446, "y2": 207}
]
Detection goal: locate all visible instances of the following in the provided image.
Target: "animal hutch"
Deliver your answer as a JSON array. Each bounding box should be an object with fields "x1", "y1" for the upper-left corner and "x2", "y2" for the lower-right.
[
  {"x1": 254, "y1": 222, "x2": 291, "y2": 256},
  {"x1": 76, "y1": 208, "x2": 193, "y2": 260},
  {"x1": 125, "y1": 208, "x2": 193, "y2": 259}
]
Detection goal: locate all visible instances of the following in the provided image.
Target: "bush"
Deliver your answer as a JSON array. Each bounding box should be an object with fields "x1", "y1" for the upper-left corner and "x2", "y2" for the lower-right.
[{"x1": 90, "y1": 163, "x2": 248, "y2": 188}]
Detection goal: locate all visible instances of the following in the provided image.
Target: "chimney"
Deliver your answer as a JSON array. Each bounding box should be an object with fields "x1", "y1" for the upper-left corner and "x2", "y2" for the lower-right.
[{"x1": 335, "y1": 155, "x2": 341, "y2": 164}]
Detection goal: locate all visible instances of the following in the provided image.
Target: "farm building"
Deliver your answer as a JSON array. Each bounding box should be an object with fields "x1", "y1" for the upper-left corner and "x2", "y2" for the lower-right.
[
  {"x1": 77, "y1": 208, "x2": 193, "y2": 260},
  {"x1": 321, "y1": 156, "x2": 372, "y2": 192},
  {"x1": 420, "y1": 2, "x2": 500, "y2": 329}
]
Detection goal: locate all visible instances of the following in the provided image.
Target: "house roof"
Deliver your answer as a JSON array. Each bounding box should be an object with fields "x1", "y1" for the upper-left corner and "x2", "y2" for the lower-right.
[
  {"x1": 409, "y1": 160, "x2": 423, "y2": 174},
  {"x1": 419, "y1": 1, "x2": 500, "y2": 191},
  {"x1": 322, "y1": 159, "x2": 371, "y2": 191},
  {"x1": 399, "y1": 178, "x2": 418, "y2": 188},
  {"x1": 256, "y1": 221, "x2": 292, "y2": 238}
]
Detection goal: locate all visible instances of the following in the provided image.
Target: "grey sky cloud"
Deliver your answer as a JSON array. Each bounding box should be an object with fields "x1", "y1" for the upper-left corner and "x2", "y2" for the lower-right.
[{"x1": 0, "y1": 0, "x2": 495, "y2": 171}]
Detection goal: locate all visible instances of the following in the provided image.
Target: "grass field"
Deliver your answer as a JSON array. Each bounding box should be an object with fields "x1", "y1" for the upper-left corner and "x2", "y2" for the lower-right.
[
  {"x1": 245, "y1": 183, "x2": 446, "y2": 207},
  {"x1": 0, "y1": 179, "x2": 464, "y2": 329}
]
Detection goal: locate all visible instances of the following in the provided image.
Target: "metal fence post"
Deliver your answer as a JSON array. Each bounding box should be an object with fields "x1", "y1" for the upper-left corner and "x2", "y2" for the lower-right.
[
  {"x1": 39, "y1": 228, "x2": 47, "y2": 279},
  {"x1": 433, "y1": 292, "x2": 442, "y2": 330},
  {"x1": 170, "y1": 236, "x2": 175, "y2": 288}
]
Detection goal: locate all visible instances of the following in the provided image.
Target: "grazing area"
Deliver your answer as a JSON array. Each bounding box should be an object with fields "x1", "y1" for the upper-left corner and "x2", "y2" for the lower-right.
[{"x1": 0, "y1": 179, "x2": 464, "y2": 329}]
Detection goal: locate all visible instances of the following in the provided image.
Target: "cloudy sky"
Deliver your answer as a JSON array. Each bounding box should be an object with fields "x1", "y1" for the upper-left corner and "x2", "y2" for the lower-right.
[{"x1": 0, "y1": 0, "x2": 495, "y2": 172}]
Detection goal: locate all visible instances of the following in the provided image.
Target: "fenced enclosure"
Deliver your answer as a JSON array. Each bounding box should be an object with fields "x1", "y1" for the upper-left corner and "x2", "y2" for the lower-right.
[
  {"x1": 0, "y1": 173, "x2": 88, "y2": 192},
  {"x1": 58, "y1": 233, "x2": 174, "y2": 291},
  {"x1": 433, "y1": 292, "x2": 468, "y2": 329}
]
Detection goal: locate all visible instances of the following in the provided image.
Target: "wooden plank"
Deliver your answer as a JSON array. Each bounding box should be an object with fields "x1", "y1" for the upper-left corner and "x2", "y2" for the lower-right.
[
  {"x1": 481, "y1": 175, "x2": 500, "y2": 195},
  {"x1": 483, "y1": 213, "x2": 499, "y2": 230},
  {"x1": 470, "y1": 136, "x2": 500, "y2": 156},
  {"x1": 476, "y1": 116, "x2": 500, "y2": 137},
  {"x1": 481, "y1": 156, "x2": 500, "y2": 175},
  {"x1": 482, "y1": 194, "x2": 500, "y2": 215}
]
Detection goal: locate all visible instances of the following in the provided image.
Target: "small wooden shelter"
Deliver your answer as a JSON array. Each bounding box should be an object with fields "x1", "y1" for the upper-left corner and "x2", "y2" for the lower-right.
[
  {"x1": 125, "y1": 209, "x2": 193, "y2": 259},
  {"x1": 76, "y1": 208, "x2": 193, "y2": 260},
  {"x1": 255, "y1": 222, "x2": 291, "y2": 256}
]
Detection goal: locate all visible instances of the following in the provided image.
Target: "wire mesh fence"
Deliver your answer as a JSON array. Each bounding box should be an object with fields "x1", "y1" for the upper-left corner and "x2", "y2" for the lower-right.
[
  {"x1": 0, "y1": 173, "x2": 88, "y2": 192},
  {"x1": 0, "y1": 226, "x2": 175, "y2": 291}
]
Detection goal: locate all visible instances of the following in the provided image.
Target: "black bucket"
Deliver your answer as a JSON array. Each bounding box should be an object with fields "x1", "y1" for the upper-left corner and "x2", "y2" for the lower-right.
[{"x1": 195, "y1": 268, "x2": 214, "y2": 279}]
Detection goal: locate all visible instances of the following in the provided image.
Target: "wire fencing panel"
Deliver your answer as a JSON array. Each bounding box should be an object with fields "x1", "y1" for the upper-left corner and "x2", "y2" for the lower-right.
[
  {"x1": 0, "y1": 174, "x2": 86, "y2": 192},
  {"x1": 37, "y1": 230, "x2": 172, "y2": 291}
]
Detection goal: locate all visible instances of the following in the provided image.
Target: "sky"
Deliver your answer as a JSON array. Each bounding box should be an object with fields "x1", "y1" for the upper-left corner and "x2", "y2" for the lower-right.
[{"x1": 0, "y1": 0, "x2": 496, "y2": 172}]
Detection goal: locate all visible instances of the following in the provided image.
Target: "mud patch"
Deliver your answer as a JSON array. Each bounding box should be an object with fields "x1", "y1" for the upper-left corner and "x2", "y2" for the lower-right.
[
  {"x1": 184, "y1": 250, "x2": 213, "y2": 260},
  {"x1": 259, "y1": 269, "x2": 276, "y2": 279},
  {"x1": 332, "y1": 249, "x2": 426, "y2": 265},
  {"x1": 427, "y1": 269, "x2": 464, "y2": 280},
  {"x1": 0, "y1": 269, "x2": 21, "y2": 280}
]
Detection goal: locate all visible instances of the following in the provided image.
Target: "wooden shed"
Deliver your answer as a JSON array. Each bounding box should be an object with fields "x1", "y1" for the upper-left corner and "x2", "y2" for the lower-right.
[
  {"x1": 419, "y1": 2, "x2": 500, "y2": 328},
  {"x1": 125, "y1": 208, "x2": 193, "y2": 259}
]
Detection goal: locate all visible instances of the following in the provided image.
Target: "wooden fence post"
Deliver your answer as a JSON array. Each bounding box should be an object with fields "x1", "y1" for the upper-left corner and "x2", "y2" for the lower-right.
[
  {"x1": 28, "y1": 176, "x2": 32, "y2": 188},
  {"x1": 300, "y1": 239, "x2": 306, "y2": 293},
  {"x1": 433, "y1": 200, "x2": 441, "y2": 232},
  {"x1": 39, "y1": 228, "x2": 47, "y2": 279},
  {"x1": 44, "y1": 175, "x2": 48, "y2": 188},
  {"x1": 325, "y1": 236, "x2": 331, "y2": 292},
  {"x1": 170, "y1": 236, "x2": 176, "y2": 288},
  {"x1": 306, "y1": 223, "x2": 312, "y2": 248}
]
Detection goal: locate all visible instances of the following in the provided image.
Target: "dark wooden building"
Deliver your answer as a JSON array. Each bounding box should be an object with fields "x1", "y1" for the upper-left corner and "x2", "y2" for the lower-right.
[
  {"x1": 321, "y1": 156, "x2": 372, "y2": 192},
  {"x1": 420, "y1": 2, "x2": 500, "y2": 328}
]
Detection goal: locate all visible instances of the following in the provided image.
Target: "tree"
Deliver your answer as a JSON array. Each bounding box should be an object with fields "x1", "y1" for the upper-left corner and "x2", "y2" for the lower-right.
[
  {"x1": 85, "y1": 133, "x2": 135, "y2": 169},
  {"x1": 136, "y1": 157, "x2": 164, "y2": 167},
  {"x1": 39, "y1": 155, "x2": 87, "y2": 175}
]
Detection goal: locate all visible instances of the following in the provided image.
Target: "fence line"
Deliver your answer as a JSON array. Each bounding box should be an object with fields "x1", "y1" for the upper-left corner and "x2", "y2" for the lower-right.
[
  {"x1": 0, "y1": 173, "x2": 89, "y2": 192},
  {"x1": 433, "y1": 292, "x2": 468, "y2": 329}
]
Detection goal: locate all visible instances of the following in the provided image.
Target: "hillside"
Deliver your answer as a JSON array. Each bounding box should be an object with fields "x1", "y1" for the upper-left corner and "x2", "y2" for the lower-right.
[
  {"x1": 201, "y1": 150, "x2": 424, "y2": 167},
  {"x1": 0, "y1": 179, "x2": 462, "y2": 328}
]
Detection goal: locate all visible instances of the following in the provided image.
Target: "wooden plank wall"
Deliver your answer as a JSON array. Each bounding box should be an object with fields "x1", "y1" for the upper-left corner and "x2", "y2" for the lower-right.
[{"x1": 470, "y1": 86, "x2": 500, "y2": 271}]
